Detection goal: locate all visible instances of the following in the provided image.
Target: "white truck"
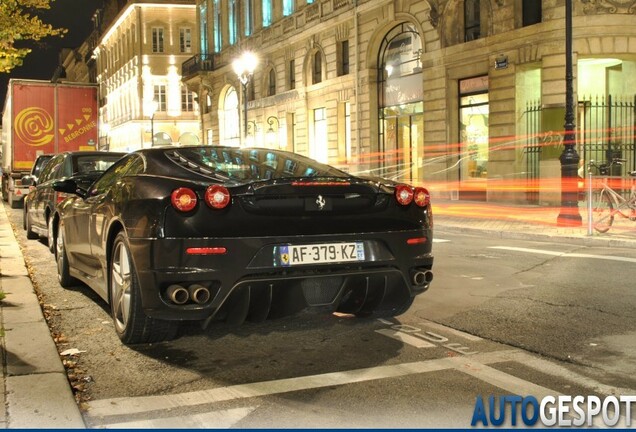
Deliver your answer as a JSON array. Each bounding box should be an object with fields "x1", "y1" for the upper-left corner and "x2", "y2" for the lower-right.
[{"x1": 1, "y1": 79, "x2": 99, "y2": 207}]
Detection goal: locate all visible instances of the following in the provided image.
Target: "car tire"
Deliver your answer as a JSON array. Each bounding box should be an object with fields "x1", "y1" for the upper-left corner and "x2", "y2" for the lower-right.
[
  {"x1": 25, "y1": 206, "x2": 38, "y2": 240},
  {"x1": 56, "y1": 221, "x2": 77, "y2": 288},
  {"x1": 110, "y1": 232, "x2": 178, "y2": 344},
  {"x1": 47, "y1": 216, "x2": 56, "y2": 253}
]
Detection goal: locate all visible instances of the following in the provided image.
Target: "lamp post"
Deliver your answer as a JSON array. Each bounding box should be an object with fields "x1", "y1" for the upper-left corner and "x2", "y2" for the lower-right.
[
  {"x1": 101, "y1": 123, "x2": 110, "y2": 151},
  {"x1": 266, "y1": 116, "x2": 279, "y2": 148},
  {"x1": 232, "y1": 52, "x2": 258, "y2": 146},
  {"x1": 145, "y1": 99, "x2": 159, "y2": 148},
  {"x1": 557, "y1": 0, "x2": 582, "y2": 226},
  {"x1": 246, "y1": 120, "x2": 257, "y2": 147}
]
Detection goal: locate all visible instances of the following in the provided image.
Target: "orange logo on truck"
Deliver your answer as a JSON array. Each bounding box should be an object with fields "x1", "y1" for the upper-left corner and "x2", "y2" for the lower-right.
[{"x1": 15, "y1": 107, "x2": 54, "y2": 147}]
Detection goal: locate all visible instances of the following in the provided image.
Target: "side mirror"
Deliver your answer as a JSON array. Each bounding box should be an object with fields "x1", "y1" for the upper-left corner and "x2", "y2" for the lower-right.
[
  {"x1": 52, "y1": 179, "x2": 87, "y2": 198},
  {"x1": 21, "y1": 175, "x2": 34, "y2": 187}
]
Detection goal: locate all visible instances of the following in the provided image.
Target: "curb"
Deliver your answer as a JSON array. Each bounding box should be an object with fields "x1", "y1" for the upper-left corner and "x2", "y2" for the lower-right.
[{"x1": 0, "y1": 204, "x2": 85, "y2": 428}]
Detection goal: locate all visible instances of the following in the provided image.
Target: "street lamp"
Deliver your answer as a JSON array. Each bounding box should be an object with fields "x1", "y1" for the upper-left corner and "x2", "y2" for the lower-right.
[
  {"x1": 144, "y1": 99, "x2": 159, "y2": 148},
  {"x1": 232, "y1": 52, "x2": 258, "y2": 145},
  {"x1": 557, "y1": 0, "x2": 582, "y2": 227},
  {"x1": 266, "y1": 116, "x2": 280, "y2": 148},
  {"x1": 246, "y1": 120, "x2": 257, "y2": 147}
]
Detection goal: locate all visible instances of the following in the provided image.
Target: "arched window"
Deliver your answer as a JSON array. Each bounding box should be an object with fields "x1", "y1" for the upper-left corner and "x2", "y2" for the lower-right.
[
  {"x1": 377, "y1": 23, "x2": 423, "y2": 182},
  {"x1": 312, "y1": 51, "x2": 322, "y2": 84},
  {"x1": 268, "y1": 68, "x2": 276, "y2": 96},
  {"x1": 222, "y1": 87, "x2": 240, "y2": 147}
]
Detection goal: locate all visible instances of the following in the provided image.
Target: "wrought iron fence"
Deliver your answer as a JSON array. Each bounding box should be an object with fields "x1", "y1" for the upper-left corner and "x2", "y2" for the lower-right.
[{"x1": 524, "y1": 95, "x2": 636, "y2": 203}]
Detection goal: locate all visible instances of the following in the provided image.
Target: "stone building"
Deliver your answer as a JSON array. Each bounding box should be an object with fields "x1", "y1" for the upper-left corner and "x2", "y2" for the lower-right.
[
  {"x1": 94, "y1": 0, "x2": 201, "y2": 152},
  {"x1": 182, "y1": 0, "x2": 636, "y2": 204}
]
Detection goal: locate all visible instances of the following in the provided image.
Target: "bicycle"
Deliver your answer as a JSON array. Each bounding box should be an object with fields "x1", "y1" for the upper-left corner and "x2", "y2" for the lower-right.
[{"x1": 588, "y1": 158, "x2": 636, "y2": 233}]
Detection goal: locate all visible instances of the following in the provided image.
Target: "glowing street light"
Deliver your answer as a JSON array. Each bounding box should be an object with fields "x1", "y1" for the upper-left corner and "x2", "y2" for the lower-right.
[{"x1": 232, "y1": 52, "x2": 258, "y2": 145}]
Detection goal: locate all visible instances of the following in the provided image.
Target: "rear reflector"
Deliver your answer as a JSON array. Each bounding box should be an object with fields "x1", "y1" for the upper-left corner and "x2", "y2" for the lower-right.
[
  {"x1": 407, "y1": 237, "x2": 427, "y2": 245},
  {"x1": 186, "y1": 247, "x2": 227, "y2": 255}
]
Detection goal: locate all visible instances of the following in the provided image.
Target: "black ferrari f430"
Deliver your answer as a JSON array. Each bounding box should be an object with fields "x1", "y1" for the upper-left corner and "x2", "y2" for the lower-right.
[{"x1": 52, "y1": 146, "x2": 434, "y2": 344}]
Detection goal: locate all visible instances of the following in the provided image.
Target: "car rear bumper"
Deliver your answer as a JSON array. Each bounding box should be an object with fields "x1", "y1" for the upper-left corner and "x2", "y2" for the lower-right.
[{"x1": 129, "y1": 229, "x2": 433, "y2": 322}]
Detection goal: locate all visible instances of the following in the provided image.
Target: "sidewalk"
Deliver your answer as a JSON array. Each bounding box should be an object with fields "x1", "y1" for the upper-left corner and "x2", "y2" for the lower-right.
[
  {"x1": 0, "y1": 203, "x2": 85, "y2": 428},
  {"x1": 0, "y1": 199, "x2": 635, "y2": 428}
]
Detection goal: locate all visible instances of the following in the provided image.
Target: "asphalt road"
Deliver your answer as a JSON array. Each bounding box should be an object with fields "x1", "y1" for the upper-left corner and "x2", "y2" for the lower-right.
[{"x1": 6, "y1": 204, "x2": 636, "y2": 428}]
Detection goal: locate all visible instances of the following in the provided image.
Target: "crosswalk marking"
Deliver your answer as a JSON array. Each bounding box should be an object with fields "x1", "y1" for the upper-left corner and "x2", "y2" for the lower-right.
[{"x1": 374, "y1": 329, "x2": 436, "y2": 348}]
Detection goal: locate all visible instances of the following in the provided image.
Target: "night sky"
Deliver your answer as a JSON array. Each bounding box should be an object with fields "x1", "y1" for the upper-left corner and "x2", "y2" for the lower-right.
[{"x1": 0, "y1": 0, "x2": 100, "y2": 119}]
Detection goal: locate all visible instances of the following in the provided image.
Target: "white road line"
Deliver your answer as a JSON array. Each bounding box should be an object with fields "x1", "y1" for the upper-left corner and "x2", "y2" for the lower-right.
[
  {"x1": 418, "y1": 319, "x2": 483, "y2": 342},
  {"x1": 100, "y1": 407, "x2": 257, "y2": 429},
  {"x1": 86, "y1": 351, "x2": 524, "y2": 419},
  {"x1": 489, "y1": 246, "x2": 636, "y2": 263},
  {"x1": 433, "y1": 238, "x2": 450, "y2": 243},
  {"x1": 374, "y1": 329, "x2": 436, "y2": 348}
]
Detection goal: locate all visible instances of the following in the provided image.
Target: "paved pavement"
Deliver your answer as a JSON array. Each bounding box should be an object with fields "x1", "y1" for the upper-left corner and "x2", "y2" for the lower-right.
[{"x1": 0, "y1": 199, "x2": 634, "y2": 428}]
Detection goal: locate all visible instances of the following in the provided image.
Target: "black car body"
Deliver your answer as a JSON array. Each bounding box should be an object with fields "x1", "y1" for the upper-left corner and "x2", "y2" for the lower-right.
[
  {"x1": 52, "y1": 146, "x2": 434, "y2": 344},
  {"x1": 24, "y1": 151, "x2": 126, "y2": 249}
]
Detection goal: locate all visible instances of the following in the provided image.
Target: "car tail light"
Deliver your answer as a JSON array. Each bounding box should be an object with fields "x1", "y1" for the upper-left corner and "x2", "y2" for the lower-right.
[
  {"x1": 395, "y1": 184, "x2": 414, "y2": 206},
  {"x1": 205, "y1": 185, "x2": 231, "y2": 209},
  {"x1": 171, "y1": 188, "x2": 197, "y2": 212},
  {"x1": 413, "y1": 187, "x2": 430, "y2": 207}
]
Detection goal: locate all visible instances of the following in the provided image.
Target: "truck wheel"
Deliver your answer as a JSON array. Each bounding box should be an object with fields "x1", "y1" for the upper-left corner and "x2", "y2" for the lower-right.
[{"x1": 8, "y1": 191, "x2": 22, "y2": 209}]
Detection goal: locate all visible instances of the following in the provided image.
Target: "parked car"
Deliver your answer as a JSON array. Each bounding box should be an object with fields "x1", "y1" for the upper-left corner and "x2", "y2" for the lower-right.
[
  {"x1": 23, "y1": 154, "x2": 54, "y2": 186},
  {"x1": 24, "y1": 151, "x2": 126, "y2": 251},
  {"x1": 51, "y1": 146, "x2": 434, "y2": 344}
]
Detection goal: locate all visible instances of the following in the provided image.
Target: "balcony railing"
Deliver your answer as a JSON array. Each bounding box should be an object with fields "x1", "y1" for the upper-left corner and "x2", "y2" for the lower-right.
[{"x1": 182, "y1": 53, "x2": 215, "y2": 77}]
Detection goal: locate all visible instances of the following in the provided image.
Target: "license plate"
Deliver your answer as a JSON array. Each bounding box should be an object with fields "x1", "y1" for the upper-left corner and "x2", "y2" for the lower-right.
[{"x1": 279, "y1": 242, "x2": 365, "y2": 266}]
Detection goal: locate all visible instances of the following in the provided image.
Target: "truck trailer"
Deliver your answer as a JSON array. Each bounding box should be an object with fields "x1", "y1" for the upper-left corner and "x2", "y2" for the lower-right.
[{"x1": 1, "y1": 79, "x2": 99, "y2": 208}]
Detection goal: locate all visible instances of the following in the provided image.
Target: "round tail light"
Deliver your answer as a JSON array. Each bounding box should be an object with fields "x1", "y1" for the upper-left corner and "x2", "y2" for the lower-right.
[
  {"x1": 413, "y1": 187, "x2": 430, "y2": 207},
  {"x1": 395, "y1": 184, "x2": 414, "y2": 206},
  {"x1": 171, "y1": 188, "x2": 197, "y2": 212},
  {"x1": 205, "y1": 185, "x2": 231, "y2": 209}
]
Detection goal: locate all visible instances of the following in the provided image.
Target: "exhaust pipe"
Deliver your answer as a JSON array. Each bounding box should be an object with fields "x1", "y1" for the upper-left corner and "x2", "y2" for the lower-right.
[
  {"x1": 188, "y1": 283, "x2": 211, "y2": 304},
  {"x1": 166, "y1": 284, "x2": 189, "y2": 305},
  {"x1": 412, "y1": 270, "x2": 433, "y2": 287}
]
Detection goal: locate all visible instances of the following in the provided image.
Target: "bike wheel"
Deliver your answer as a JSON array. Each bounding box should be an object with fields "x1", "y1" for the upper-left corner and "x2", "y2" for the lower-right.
[{"x1": 592, "y1": 189, "x2": 614, "y2": 233}]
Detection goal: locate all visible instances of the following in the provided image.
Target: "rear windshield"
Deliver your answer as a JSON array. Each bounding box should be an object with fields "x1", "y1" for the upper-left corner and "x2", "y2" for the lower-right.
[
  {"x1": 73, "y1": 154, "x2": 124, "y2": 175},
  {"x1": 165, "y1": 147, "x2": 348, "y2": 181}
]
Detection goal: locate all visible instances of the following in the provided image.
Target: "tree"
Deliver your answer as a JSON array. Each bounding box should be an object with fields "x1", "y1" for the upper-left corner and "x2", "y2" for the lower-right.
[{"x1": 0, "y1": 0, "x2": 67, "y2": 73}]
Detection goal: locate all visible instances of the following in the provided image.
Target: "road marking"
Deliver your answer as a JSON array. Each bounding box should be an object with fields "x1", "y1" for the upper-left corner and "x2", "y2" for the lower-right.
[
  {"x1": 89, "y1": 350, "x2": 550, "y2": 419},
  {"x1": 433, "y1": 238, "x2": 450, "y2": 243},
  {"x1": 100, "y1": 407, "x2": 257, "y2": 429},
  {"x1": 86, "y1": 348, "x2": 632, "y2": 428},
  {"x1": 375, "y1": 329, "x2": 436, "y2": 348},
  {"x1": 489, "y1": 246, "x2": 636, "y2": 263}
]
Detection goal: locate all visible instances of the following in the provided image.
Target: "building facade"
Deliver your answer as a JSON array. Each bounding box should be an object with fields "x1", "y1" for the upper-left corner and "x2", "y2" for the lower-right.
[
  {"x1": 182, "y1": 0, "x2": 636, "y2": 204},
  {"x1": 95, "y1": 0, "x2": 201, "y2": 152}
]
